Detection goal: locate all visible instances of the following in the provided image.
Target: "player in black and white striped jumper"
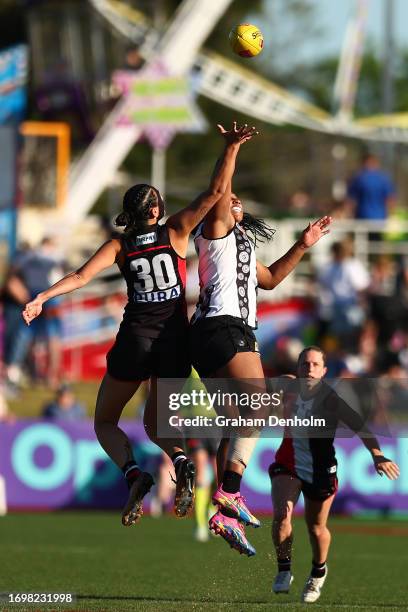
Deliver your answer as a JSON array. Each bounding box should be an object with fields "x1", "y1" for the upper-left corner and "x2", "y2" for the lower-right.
[{"x1": 190, "y1": 128, "x2": 333, "y2": 555}]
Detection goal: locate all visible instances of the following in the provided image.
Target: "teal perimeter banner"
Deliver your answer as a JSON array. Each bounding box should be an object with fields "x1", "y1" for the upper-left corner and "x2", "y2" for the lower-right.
[{"x1": 1, "y1": 421, "x2": 407, "y2": 514}]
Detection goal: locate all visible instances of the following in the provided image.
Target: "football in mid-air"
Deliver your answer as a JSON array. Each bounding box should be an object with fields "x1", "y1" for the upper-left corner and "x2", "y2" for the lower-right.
[{"x1": 229, "y1": 23, "x2": 264, "y2": 58}]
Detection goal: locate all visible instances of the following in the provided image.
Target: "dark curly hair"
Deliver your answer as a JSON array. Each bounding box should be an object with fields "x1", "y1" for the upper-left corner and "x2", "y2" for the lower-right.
[
  {"x1": 115, "y1": 184, "x2": 165, "y2": 234},
  {"x1": 241, "y1": 212, "x2": 275, "y2": 247}
]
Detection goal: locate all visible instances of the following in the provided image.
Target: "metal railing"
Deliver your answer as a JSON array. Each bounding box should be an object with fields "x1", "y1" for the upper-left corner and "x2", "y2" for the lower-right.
[{"x1": 251, "y1": 217, "x2": 408, "y2": 302}]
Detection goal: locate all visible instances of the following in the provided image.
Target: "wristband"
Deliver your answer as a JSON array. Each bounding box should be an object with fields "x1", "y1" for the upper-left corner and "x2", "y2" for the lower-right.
[{"x1": 373, "y1": 455, "x2": 391, "y2": 466}]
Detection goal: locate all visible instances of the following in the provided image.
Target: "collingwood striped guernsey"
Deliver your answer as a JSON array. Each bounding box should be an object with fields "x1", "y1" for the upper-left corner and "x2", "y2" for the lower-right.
[{"x1": 191, "y1": 222, "x2": 258, "y2": 328}]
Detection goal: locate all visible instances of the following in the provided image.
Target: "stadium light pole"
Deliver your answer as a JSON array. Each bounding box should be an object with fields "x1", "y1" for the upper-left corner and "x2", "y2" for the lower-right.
[
  {"x1": 150, "y1": 0, "x2": 167, "y2": 198},
  {"x1": 382, "y1": 0, "x2": 395, "y2": 172},
  {"x1": 151, "y1": 147, "x2": 166, "y2": 198}
]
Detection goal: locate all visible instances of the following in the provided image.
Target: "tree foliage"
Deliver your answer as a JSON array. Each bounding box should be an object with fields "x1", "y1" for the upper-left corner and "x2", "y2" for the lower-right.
[{"x1": 294, "y1": 41, "x2": 408, "y2": 117}]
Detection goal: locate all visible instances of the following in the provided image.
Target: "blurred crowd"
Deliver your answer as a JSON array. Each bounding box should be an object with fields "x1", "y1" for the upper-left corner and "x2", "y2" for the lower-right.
[
  {"x1": 265, "y1": 237, "x2": 408, "y2": 375},
  {"x1": 287, "y1": 153, "x2": 396, "y2": 222}
]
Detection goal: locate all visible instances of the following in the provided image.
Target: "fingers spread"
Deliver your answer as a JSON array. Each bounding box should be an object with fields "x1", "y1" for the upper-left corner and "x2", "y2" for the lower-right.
[
  {"x1": 378, "y1": 461, "x2": 400, "y2": 480},
  {"x1": 314, "y1": 215, "x2": 332, "y2": 227}
]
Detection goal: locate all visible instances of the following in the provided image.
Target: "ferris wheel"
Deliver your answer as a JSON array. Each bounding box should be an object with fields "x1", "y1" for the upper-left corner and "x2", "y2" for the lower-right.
[{"x1": 64, "y1": 0, "x2": 408, "y2": 228}]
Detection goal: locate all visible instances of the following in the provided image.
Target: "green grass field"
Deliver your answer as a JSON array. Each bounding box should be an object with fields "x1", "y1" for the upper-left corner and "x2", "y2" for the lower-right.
[{"x1": 1, "y1": 513, "x2": 407, "y2": 611}]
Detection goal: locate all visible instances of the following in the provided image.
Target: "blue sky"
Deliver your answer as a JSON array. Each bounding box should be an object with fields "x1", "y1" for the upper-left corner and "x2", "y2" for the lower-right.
[{"x1": 305, "y1": 0, "x2": 408, "y2": 61}]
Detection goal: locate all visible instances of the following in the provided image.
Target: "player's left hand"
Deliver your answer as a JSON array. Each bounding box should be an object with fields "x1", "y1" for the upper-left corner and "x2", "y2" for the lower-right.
[
  {"x1": 373, "y1": 455, "x2": 400, "y2": 480},
  {"x1": 299, "y1": 216, "x2": 332, "y2": 249},
  {"x1": 22, "y1": 297, "x2": 44, "y2": 325}
]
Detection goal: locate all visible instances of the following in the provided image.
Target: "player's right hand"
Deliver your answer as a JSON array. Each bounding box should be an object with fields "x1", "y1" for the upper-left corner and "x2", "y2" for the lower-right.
[
  {"x1": 22, "y1": 297, "x2": 43, "y2": 325},
  {"x1": 217, "y1": 121, "x2": 259, "y2": 145},
  {"x1": 373, "y1": 455, "x2": 400, "y2": 480}
]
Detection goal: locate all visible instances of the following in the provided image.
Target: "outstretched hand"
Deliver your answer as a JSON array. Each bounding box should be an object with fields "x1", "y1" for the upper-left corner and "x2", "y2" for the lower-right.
[
  {"x1": 374, "y1": 456, "x2": 400, "y2": 480},
  {"x1": 217, "y1": 121, "x2": 259, "y2": 145},
  {"x1": 299, "y1": 216, "x2": 332, "y2": 249},
  {"x1": 22, "y1": 297, "x2": 43, "y2": 325}
]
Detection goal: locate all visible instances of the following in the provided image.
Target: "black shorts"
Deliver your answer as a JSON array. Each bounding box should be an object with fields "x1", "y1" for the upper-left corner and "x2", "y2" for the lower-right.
[
  {"x1": 189, "y1": 315, "x2": 259, "y2": 377},
  {"x1": 268, "y1": 462, "x2": 338, "y2": 502},
  {"x1": 107, "y1": 324, "x2": 191, "y2": 381}
]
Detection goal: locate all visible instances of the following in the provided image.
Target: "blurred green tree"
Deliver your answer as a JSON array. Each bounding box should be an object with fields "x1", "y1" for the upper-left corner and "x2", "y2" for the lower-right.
[{"x1": 294, "y1": 43, "x2": 408, "y2": 117}]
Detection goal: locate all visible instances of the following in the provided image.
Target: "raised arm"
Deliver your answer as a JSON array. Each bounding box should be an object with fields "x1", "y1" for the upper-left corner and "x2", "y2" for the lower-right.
[
  {"x1": 256, "y1": 216, "x2": 332, "y2": 290},
  {"x1": 203, "y1": 124, "x2": 258, "y2": 239},
  {"x1": 22, "y1": 239, "x2": 122, "y2": 325},
  {"x1": 167, "y1": 122, "x2": 257, "y2": 253}
]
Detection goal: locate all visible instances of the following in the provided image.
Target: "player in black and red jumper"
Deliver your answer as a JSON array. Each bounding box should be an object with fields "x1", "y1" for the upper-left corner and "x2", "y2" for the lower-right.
[
  {"x1": 270, "y1": 346, "x2": 400, "y2": 602},
  {"x1": 22, "y1": 122, "x2": 258, "y2": 527}
]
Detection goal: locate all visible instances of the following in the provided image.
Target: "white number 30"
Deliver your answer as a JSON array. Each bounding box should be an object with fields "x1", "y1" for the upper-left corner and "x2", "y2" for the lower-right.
[{"x1": 130, "y1": 253, "x2": 177, "y2": 292}]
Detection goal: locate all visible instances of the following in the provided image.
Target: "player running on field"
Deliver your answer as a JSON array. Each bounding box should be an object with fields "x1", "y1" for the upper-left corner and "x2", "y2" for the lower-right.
[
  {"x1": 270, "y1": 346, "x2": 400, "y2": 603},
  {"x1": 190, "y1": 127, "x2": 333, "y2": 555},
  {"x1": 22, "y1": 121, "x2": 257, "y2": 528}
]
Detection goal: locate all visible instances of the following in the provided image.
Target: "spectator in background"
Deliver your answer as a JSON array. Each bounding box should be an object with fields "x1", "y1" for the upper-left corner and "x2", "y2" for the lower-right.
[
  {"x1": 368, "y1": 255, "x2": 400, "y2": 347},
  {"x1": 6, "y1": 236, "x2": 65, "y2": 389},
  {"x1": 42, "y1": 383, "x2": 86, "y2": 421},
  {"x1": 319, "y1": 336, "x2": 355, "y2": 378},
  {"x1": 347, "y1": 153, "x2": 396, "y2": 221},
  {"x1": 329, "y1": 198, "x2": 353, "y2": 220},
  {"x1": 123, "y1": 45, "x2": 144, "y2": 71},
  {"x1": 317, "y1": 239, "x2": 370, "y2": 351},
  {"x1": 2, "y1": 243, "x2": 31, "y2": 393},
  {"x1": 287, "y1": 190, "x2": 315, "y2": 218},
  {"x1": 353, "y1": 320, "x2": 379, "y2": 376},
  {"x1": 149, "y1": 453, "x2": 176, "y2": 518},
  {"x1": 375, "y1": 351, "x2": 408, "y2": 425},
  {"x1": 395, "y1": 256, "x2": 408, "y2": 332}
]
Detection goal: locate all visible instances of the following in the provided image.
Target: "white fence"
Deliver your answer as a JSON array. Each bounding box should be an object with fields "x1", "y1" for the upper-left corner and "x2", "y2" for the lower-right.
[{"x1": 255, "y1": 217, "x2": 408, "y2": 302}]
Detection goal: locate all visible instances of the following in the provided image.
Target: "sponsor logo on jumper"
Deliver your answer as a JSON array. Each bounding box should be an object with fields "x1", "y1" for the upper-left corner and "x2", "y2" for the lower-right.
[
  {"x1": 135, "y1": 232, "x2": 156, "y2": 246},
  {"x1": 134, "y1": 285, "x2": 181, "y2": 302}
]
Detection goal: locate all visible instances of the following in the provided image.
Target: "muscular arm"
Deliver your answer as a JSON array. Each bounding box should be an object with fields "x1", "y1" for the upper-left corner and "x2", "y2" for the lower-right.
[
  {"x1": 202, "y1": 179, "x2": 234, "y2": 239},
  {"x1": 22, "y1": 239, "x2": 122, "y2": 324},
  {"x1": 167, "y1": 142, "x2": 240, "y2": 237},
  {"x1": 167, "y1": 123, "x2": 257, "y2": 254},
  {"x1": 203, "y1": 124, "x2": 258, "y2": 240}
]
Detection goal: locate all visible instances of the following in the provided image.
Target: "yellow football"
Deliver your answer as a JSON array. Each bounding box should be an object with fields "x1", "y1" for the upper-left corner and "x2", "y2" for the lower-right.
[{"x1": 229, "y1": 23, "x2": 264, "y2": 58}]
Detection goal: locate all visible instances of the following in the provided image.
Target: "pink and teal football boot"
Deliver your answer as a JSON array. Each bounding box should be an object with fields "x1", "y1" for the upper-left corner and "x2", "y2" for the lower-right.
[
  {"x1": 209, "y1": 510, "x2": 256, "y2": 557},
  {"x1": 212, "y1": 485, "x2": 261, "y2": 528}
]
